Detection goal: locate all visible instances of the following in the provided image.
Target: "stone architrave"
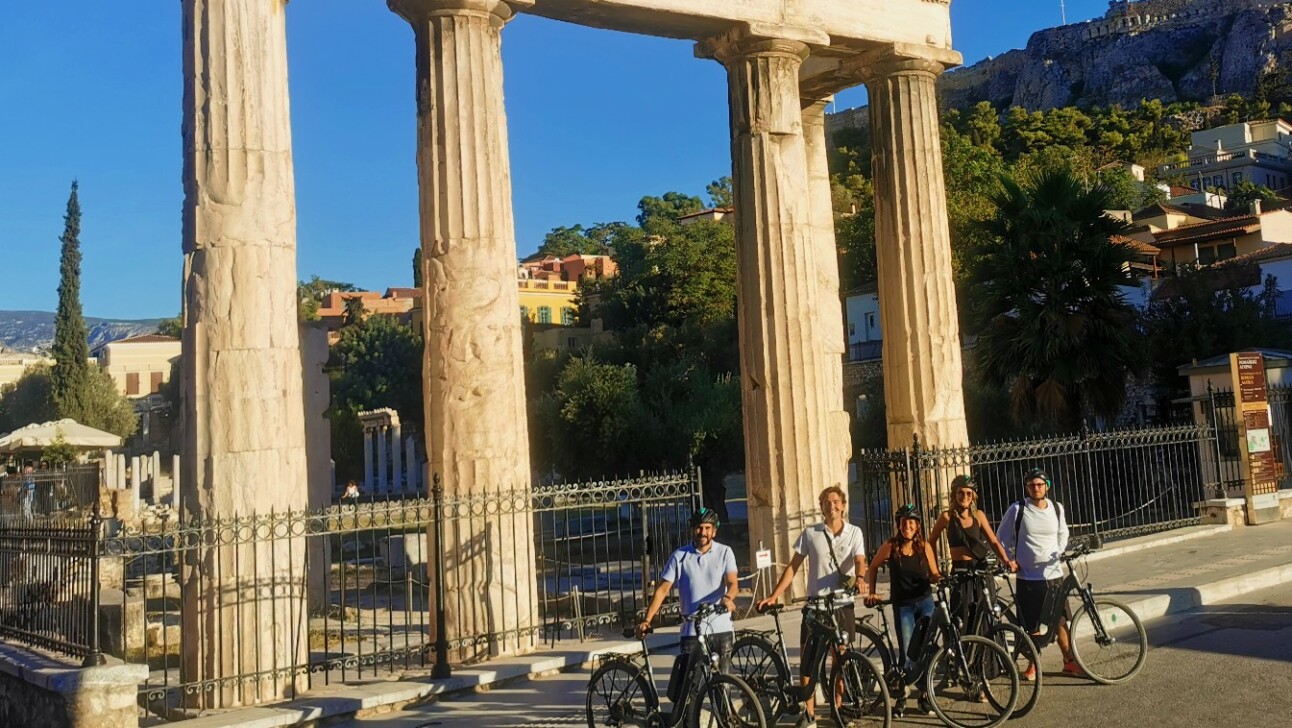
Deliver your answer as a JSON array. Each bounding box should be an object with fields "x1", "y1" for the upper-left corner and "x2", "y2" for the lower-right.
[
  {"x1": 180, "y1": 0, "x2": 309, "y2": 708},
  {"x1": 388, "y1": 0, "x2": 538, "y2": 661},
  {"x1": 802, "y1": 96, "x2": 852, "y2": 486},
  {"x1": 860, "y1": 46, "x2": 970, "y2": 452},
  {"x1": 700, "y1": 24, "x2": 837, "y2": 593}
]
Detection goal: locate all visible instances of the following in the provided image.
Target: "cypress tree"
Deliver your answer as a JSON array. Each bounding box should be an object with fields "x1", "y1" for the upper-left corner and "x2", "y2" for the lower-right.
[
  {"x1": 412, "y1": 247, "x2": 423, "y2": 288},
  {"x1": 51, "y1": 180, "x2": 91, "y2": 421}
]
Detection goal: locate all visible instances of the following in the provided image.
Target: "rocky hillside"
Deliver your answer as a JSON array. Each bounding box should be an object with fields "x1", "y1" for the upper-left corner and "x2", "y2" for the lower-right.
[
  {"x1": 940, "y1": 0, "x2": 1292, "y2": 111},
  {"x1": 0, "y1": 311, "x2": 162, "y2": 353}
]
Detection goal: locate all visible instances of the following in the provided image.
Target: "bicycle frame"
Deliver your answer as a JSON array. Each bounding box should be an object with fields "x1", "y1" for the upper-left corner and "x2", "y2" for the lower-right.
[
  {"x1": 1002, "y1": 544, "x2": 1101, "y2": 650},
  {"x1": 629, "y1": 603, "x2": 728, "y2": 726}
]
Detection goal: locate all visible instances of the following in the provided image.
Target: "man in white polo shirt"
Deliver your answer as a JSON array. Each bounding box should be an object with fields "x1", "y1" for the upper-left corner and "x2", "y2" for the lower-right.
[
  {"x1": 756, "y1": 486, "x2": 866, "y2": 726},
  {"x1": 638, "y1": 507, "x2": 739, "y2": 687}
]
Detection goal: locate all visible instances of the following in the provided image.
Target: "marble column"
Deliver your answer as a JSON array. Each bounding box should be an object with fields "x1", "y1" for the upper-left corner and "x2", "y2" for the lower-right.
[
  {"x1": 703, "y1": 26, "x2": 835, "y2": 594},
  {"x1": 861, "y1": 49, "x2": 969, "y2": 452},
  {"x1": 377, "y1": 426, "x2": 389, "y2": 495},
  {"x1": 802, "y1": 97, "x2": 852, "y2": 488},
  {"x1": 180, "y1": 0, "x2": 309, "y2": 708},
  {"x1": 405, "y1": 436, "x2": 420, "y2": 493},
  {"x1": 391, "y1": 421, "x2": 403, "y2": 495},
  {"x1": 363, "y1": 427, "x2": 375, "y2": 492},
  {"x1": 389, "y1": 0, "x2": 538, "y2": 661}
]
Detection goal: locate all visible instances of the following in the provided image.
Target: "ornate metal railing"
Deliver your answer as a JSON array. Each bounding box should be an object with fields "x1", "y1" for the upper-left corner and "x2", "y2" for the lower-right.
[{"x1": 855, "y1": 422, "x2": 1220, "y2": 548}]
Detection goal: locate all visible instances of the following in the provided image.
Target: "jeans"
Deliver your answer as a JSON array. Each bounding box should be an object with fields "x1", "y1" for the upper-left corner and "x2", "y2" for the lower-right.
[{"x1": 895, "y1": 595, "x2": 935, "y2": 672}]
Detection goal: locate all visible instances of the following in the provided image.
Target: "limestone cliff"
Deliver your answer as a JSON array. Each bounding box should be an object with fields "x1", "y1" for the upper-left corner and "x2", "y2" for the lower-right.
[{"x1": 939, "y1": 0, "x2": 1292, "y2": 111}]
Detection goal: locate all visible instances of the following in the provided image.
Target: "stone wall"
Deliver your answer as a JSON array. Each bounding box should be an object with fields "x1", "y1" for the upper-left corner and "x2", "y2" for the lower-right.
[{"x1": 0, "y1": 642, "x2": 146, "y2": 728}]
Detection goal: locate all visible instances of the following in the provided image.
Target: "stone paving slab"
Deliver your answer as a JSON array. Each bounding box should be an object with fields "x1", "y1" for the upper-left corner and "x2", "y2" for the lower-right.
[{"x1": 185, "y1": 521, "x2": 1292, "y2": 728}]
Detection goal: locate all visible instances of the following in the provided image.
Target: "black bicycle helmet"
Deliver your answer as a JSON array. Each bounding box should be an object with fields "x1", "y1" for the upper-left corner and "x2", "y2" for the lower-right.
[
  {"x1": 690, "y1": 507, "x2": 721, "y2": 528},
  {"x1": 1023, "y1": 468, "x2": 1050, "y2": 488},
  {"x1": 894, "y1": 503, "x2": 920, "y2": 523},
  {"x1": 951, "y1": 474, "x2": 977, "y2": 491}
]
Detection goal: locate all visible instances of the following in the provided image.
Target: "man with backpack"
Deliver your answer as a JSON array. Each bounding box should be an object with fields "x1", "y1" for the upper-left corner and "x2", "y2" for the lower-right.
[{"x1": 997, "y1": 468, "x2": 1084, "y2": 679}]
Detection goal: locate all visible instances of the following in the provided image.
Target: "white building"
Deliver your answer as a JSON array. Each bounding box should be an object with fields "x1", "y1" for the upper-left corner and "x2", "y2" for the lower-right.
[
  {"x1": 1160, "y1": 119, "x2": 1292, "y2": 194},
  {"x1": 843, "y1": 283, "x2": 882, "y2": 362}
]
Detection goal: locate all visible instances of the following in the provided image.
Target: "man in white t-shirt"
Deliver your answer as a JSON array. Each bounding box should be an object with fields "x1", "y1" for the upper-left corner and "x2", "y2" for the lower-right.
[{"x1": 756, "y1": 486, "x2": 866, "y2": 726}]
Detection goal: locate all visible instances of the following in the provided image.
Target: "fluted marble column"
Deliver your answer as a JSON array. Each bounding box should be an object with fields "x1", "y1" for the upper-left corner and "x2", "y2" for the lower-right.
[
  {"x1": 802, "y1": 97, "x2": 852, "y2": 488},
  {"x1": 862, "y1": 51, "x2": 969, "y2": 451},
  {"x1": 389, "y1": 0, "x2": 537, "y2": 661},
  {"x1": 705, "y1": 27, "x2": 835, "y2": 592},
  {"x1": 180, "y1": 0, "x2": 308, "y2": 708}
]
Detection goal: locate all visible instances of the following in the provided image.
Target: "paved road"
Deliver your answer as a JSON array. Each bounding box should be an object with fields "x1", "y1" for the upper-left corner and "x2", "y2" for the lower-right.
[{"x1": 337, "y1": 580, "x2": 1292, "y2": 728}]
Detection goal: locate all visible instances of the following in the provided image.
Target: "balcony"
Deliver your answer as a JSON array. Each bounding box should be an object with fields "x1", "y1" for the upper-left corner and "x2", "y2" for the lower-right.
[{"x1": 848, "y1": 340, "x2": 883, "y2": 362}]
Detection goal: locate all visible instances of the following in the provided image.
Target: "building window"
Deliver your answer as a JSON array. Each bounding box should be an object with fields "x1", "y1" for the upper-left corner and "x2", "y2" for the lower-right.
[
  {"x1": 126, "y1": 372, "x2": 140, "y2": 396},
  {"x1": 519, "y1": 305, "x2": 529, "y2": 321},
  {"x1": 561, "y1": 307, "x2": 575, "y2": 326},
  {"x1": 1213, "y1": 175, "x2": 1224, "y2": 189},
  {"x1": 150, "y1": 371, "x2": 164, "y2": 394},
  {"x1": 538, "y1": 306, "x2": 552, "y2": 324},
  {"x1": 1233, "y1": 171, "x2": 1243, "y2": 185},
  {"x1": 567, "y1": 337, "x2": 578, "y2": 349},
  {"x1": 1198, "y1": 243, "x2": 1238, "y2": 265},
  {"x1": 1190, "y1": 179, "x2": 1200, "y2": 190},
  {"x1": 848, "y1": 323, "x2": 856, "y2": 337}
]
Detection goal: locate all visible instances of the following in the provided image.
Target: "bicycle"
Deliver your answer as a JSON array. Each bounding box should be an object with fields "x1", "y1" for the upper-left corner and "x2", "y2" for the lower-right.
[
  {"x1": 585, "y1": 602, "x2": 768, "y2": 728},
  {"x1": 996, "y1": 539, "x2": 1148, "y2": 685},
  {"x1": 854, "y1": 579, "x2": 1019, "y2": 728},
  {"x1": 855, "y1": 564, "x2": 1042, "y2": 720},
  {"x1": 730, "y1": 588, "x2": 891, "y2": 727}
]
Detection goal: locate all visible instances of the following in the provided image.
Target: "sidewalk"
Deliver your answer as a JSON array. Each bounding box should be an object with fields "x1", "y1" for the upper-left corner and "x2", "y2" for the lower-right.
[{"x1": 176, "y1": 520, "x2": 1292, "y2": 728}]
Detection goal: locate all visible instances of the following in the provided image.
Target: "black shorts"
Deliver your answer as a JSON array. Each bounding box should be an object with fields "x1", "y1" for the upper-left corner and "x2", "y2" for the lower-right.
[
  {"x1": 1015, "y1": 578, "x2": 1063, "y2": 635},
  {"x1": 799, "y1": 603, "x2": 855, "y2": 677}
]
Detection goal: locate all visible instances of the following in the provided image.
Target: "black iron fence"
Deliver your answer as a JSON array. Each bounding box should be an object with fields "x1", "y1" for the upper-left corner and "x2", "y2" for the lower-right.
[
  {"x1": 0, "y1": 469, "x2": 697, "y2": 718},
  {"x1": 1208, "y1": 384, "x2": 1292, "y2": 494},
  {"x1": 854, "y1": 423, "x2": 1219, "y2": 551},
  {"x1": 0, "y1": 464, "x2": 101, "y2": 524}
]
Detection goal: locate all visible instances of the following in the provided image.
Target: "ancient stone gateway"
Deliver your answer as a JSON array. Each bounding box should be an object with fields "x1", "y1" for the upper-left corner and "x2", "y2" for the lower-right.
[{"x1": 180, "y1": 0, "x2": 969, "y2": 705}]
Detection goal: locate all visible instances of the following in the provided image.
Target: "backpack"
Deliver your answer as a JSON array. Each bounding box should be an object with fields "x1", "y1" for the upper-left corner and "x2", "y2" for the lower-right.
[{"x1": 1012, "y1": 499, "x2": 1063, "y2": 553}]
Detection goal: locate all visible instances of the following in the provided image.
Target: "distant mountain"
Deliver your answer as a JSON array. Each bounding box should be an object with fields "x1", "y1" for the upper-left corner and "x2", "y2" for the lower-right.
[{"x1": 0, "y1": 311, "x2": 163, "y2": 353}]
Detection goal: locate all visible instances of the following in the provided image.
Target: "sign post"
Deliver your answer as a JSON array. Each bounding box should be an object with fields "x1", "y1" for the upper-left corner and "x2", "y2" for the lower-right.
[{"x1": 1228, "y1": 352, "x2": 1283, "y2": 525}]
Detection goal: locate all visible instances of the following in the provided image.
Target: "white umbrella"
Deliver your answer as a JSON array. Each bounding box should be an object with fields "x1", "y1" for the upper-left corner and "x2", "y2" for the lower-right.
[{"x1": 0, "y1": 418, "x2": 123, "y2": 453}]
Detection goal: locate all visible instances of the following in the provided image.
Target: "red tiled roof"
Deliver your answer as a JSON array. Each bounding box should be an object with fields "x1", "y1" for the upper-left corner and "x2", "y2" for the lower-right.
[
  {"x1": 111, "y1": 334, "x2": 179, "y2": 345},
  {"x1": 384, "y1": 287, "x2": 423, "y2": 299},
  {"x1": 1151, "y1": 214, "x2": 1260, "y2": 247},
  {"x1": 1217, "y1": 242, "x2": 1292, "y2": 266},
  {"x1": 1111, "y1": 234, "x2": 1160, "y2": 255}
]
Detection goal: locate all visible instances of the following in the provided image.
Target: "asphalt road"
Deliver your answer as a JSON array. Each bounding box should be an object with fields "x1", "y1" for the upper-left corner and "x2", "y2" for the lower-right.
[{"x1": 339, "y1": 581, "x2": 1292, "y2": 728}]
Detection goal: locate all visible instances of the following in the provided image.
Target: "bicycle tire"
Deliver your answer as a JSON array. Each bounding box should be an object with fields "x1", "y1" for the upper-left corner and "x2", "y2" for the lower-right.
[
  {"x1": 730, "y1": 633, "x2": 790, "y2": 722},
  {"x1": 829, "y1": 651, "x2": 892, "y2": 728},
  {"x1": 986, "y1": 623, "x2": 1041, "y2": 719},
  {"x1": 853, "y1": 622, "x2": 893, "y2": 677},
  {"x1": 686, "y1": 673, "x2": 768, "y2": 728},
  {"x1": 586, "y1": 658, "x2": 654, "y2": 728},
  {"x1": 925, "y1": 635, "x2": 1018, "y2": 728},
  {"x1": 1069, "y1": 598, "x2": 1147, "y2": 685}
]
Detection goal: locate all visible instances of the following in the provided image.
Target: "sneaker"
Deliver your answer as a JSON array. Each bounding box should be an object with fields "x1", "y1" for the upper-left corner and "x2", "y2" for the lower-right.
[
  {"x1": 1022, "y1": 663, "x2": 1037, "y2": 682},
  {"x1": 916, "y1": 695, "x2": 936, "y2": 716},
  {"x1": 893, "y1": 698, "x2": 906, "y2": 718},
  {"x1": 792, "y1": 713, "x2": 817, "y2": 728},
  {"x1": 1063, "y1": 660, "x2": 1088, "y2": 678}
]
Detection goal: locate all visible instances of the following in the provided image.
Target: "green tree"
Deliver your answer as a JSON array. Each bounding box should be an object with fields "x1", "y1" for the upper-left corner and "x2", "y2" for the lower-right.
[
  {"x1": 636, "y1": 191, "x2": 703, "y2": 226},
  {"x1": 971, "y1": 169, "x2": 1143, "y2": 430},
  {"x1": 155, "y1": 315, "x2": 182, "y2": 338},
  {"x1": 51, "y1": 181, "x2": 91, "y2": 422},
  {"x1": 326, "y1": 314, "x2": 423, "y2": 481},
  {"x1": 0, "y1": 364, "x2": 56, "y2": 433},
  {"x1": 343, "y1": 296, "x2": 367, "y2": 326},
  {"x1": 1224, "y1": 181, "x2": 1281, "y2": 213},
  {"x1": 1140, "y1": 266, "x2": 1292, "y2": 391},
  {"x1": 706, "y1": 177, "x2": 734, "y2": 208},
  {"x1": 1097, "y1": 166, "x2": 1166, "y2": 211},
  {"x1": 0, "y1": 364, "x2": 136, "y2": 439},
  {"x1": 412, "y1": 247, "x2": 423, "y2": 288},
  {"x1": 41, "y1": 431, "x2": 77, "y2": 466},
  {"x1": 298, "y1": 276, "x2": 356, "y2": 321},
  {"x1": 963, "y1": 101, "x2": 1003, "y2": 152},
  {"x1": 535, "y1": 357, "x2": 644, "y2": 479}
]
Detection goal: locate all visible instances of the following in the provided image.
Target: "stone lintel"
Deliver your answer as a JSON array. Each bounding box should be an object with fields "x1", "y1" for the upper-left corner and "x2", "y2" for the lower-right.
[{"x1": 800, "y1": 42, "x2": 963, "y2": 100}]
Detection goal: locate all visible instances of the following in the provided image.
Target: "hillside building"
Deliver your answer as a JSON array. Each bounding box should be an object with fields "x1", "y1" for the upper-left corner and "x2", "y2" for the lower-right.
[
  {"x1": 94, "y1": 334, "x2": 181, "y2": 399},
  {"x1": 315, "y1": 288, "x2": 421, "y2": 344},
  {"x1": 1160, "y1": 119, "x2": 1292, "y2": 195}
]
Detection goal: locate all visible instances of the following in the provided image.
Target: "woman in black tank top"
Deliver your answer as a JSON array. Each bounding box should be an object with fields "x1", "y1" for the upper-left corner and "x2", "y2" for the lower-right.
[
  {"x1": 928, "y1": 475, "x2": 1016, "y2": 572},
  {"x1": 863, "y1": 504, "x2": 943, "y2": 710}
]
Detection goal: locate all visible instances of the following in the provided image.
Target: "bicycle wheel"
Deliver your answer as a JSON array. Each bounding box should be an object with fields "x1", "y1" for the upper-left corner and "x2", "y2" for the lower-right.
[
  {"x1": 1069, "y1": 598, "x2": 1147, "y2": 685},
  {"x1": 586, "y1": 659, "x2": 653, "y2": 728},
  {"x1": 853, "y1": 622, "x2": 893, "y2": 677},
  {"x1": 686, "y1": 673, "x2": 767, "y2": 728},
  {"x1": 925, "y1": 635, "x2": 1018, "y2": 728},
  {"x1": 730, "y1": 633, "x2": 790, "y2": 722},
  {"x1": 987, "y1": 623, "x2": 1041, "y2": 719},
  {"x1": 829, "y1": 651, "x2": 891, "y2": 728}
]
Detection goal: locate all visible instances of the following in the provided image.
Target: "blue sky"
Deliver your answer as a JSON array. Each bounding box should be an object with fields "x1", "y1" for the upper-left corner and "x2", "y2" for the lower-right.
[{"x1": 0, "y1": 1, "x2": 1107, "y2": 320}]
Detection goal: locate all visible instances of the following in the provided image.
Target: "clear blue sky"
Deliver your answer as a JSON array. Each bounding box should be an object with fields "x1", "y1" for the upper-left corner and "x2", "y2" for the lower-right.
[{"x1": 0, "y1": 1, "x2": 1107, "y2": 320}]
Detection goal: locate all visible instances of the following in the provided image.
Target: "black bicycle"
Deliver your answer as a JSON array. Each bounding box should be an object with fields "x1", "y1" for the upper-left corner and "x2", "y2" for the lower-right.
[
  {"x1": 585, "y1": 602, "x2": 768, "y2": 728},
  {"x1": 996, "y1": 540, "x2": 1148, "y2": 685},
  {"x1": 855, "y1": 579, "x2": 1019, "y2": 728},
  {"x1": 855, "y1": 565, "x2": 1042, "y2": 720},
  {"x1": 730, "y1": 588, "x2": 891, "y2": 727}
]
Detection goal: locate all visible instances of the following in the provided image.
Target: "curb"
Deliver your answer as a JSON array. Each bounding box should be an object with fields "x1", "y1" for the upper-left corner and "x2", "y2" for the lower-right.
[
  {"x1": 1113, "y1": 560, "x2": 1292, "y2": 623},
  {"x1": 1083, "y1": 524, "x2": 1234, "y2": 564}
]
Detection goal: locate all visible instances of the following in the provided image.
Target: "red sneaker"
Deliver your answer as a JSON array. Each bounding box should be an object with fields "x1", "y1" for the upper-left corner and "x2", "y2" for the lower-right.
[
  {"x1": 1063, "y1": 660, "x2": 1088, "y2": 678},
  {"x1": 1022, "y1": 663, "x2": 1037, "y2": 682}
]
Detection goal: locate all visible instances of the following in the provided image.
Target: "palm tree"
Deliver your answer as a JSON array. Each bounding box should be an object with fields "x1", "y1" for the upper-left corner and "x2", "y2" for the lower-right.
[{"x1": 969, "y1": 168, "x2": 1144, "y2": 431}]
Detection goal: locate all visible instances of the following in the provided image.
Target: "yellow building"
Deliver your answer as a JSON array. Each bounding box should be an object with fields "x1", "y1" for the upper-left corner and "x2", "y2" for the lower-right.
[
  {"x1": 0, "y1": 348, "x2": 52, "y2": 389},
  {"x1": 517, "y1": 279, "x2": 579, "y2": 326},
  {"x1": 95, "y1": 334, "x2": 181, "y2": 398}
]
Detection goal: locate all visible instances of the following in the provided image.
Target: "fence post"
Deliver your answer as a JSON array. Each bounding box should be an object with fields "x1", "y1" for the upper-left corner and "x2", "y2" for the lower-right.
[
  {"x1": 431, "y1": 474, "x2": 451, "y2": 679},
  {"x1": 83, "y1": 507, "x2": 105, "y2": 667},
  {"x1": 1207, "y1": 381, "x2": 1227, "y2": 499},
  {"x1": 1080, "y1": 422, "x2": 1100, "y2": 541},
  {"x1": 909, "y1": 434, "x2": 922, "y2": 516}
]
